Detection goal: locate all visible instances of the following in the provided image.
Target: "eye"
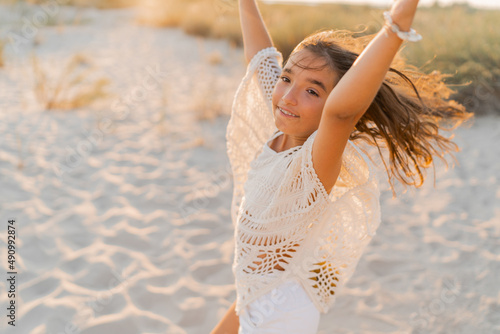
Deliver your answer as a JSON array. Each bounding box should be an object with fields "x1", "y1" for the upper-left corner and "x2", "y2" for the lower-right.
[
  {"x1": 307, "y1": 89, "x2": 319, "y2": 97},
  {"x1": 280, "y1": 76, "x2": 290, "y2": 83}
]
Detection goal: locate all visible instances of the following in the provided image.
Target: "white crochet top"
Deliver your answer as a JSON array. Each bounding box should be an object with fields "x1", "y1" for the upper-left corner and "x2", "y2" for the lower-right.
[{"x1": 226, "y1": 47, "x2": 381, "y2": 315}]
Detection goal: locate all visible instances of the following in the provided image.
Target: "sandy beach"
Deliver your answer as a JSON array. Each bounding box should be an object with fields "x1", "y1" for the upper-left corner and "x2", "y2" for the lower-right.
[{"x1": 0, "y1": 4, "x2": 499, "y2": 334}]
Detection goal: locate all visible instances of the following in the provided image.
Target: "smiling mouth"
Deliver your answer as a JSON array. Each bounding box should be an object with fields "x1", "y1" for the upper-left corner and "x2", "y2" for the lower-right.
[{"x1": 278, "y1": 106, "x2": 299, "y2": 118}]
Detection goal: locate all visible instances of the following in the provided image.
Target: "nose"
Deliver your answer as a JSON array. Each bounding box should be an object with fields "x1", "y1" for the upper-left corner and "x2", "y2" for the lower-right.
[{"x1": 282, "y1": 86, "x2": 298, "y2": 106}]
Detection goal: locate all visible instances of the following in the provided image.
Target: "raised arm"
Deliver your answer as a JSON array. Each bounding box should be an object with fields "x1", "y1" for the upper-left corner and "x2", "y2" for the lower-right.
[
  {"x1": 239, "y1": 0, "x2": 274, "y2": 63},
  {"x1": 324, "y1": 0, "x2": 419, "y2": 118},
  {"x1": 312, "y1": 0, "x2": 420, "y2": 193}
]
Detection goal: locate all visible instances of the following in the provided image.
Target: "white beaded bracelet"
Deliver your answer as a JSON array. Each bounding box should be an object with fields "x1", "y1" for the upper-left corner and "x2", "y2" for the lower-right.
[{"x1": 383, "y1": 11, "x2": 422, "y2": 42}]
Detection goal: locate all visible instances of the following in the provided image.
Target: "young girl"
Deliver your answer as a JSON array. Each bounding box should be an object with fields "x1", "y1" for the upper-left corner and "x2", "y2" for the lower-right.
[{"x1": 212, "y1": 0, "x2": 470, "y2": 332}]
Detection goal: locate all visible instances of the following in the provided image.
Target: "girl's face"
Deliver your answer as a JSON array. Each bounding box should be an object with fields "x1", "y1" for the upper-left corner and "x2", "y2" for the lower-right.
[{"x1": 272, "y1": 49, "x2": 336, "y2": 138}]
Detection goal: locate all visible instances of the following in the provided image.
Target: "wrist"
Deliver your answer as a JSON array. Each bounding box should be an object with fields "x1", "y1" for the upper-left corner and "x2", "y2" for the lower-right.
[
  {"x1": 389, "y1": 0, "x2": 419, "y2": 31},
  {"x1": 383, "y1": 11, "x2": 422, "y2": 42},
  {"x1": 389, "y1": 14, "x2": 414, "y2": 32}
]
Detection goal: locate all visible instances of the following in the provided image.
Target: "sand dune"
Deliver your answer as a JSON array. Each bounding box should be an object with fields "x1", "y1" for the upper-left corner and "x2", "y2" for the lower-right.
[{"x1": 0, "y1": 4, "x2": 498, "y2": 334}]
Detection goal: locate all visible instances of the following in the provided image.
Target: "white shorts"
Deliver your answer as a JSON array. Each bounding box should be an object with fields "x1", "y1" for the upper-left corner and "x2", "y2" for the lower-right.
[{"x1": 238, "y1": 279, "x2": 320, "y2": 334}]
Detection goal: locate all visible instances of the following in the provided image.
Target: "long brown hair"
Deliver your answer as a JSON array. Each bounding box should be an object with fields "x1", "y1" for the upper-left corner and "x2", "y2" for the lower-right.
[{"x1": 289, "y1": 30, "x2": 472, "y2": 190}]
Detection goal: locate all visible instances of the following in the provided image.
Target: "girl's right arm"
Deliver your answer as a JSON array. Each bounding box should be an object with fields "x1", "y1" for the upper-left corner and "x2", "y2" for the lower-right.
[
  {"x1": 210, "y1": 300, "x2": 239, "y2": 334},
  {"x1": 239, "y1": 0, "x2": 274, "y2": 63}
]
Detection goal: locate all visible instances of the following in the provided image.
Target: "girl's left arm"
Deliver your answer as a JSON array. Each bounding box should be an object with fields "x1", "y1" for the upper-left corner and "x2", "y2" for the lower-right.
[
  {"x1": 325, "y1": 0, "x2": 419, "y2": 118},
  {"x1": 312, "y1": 0, "x2": 419, "y2": 193}
]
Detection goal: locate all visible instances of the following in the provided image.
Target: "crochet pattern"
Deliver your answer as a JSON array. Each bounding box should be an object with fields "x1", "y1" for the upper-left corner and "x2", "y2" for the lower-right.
[{"x1": 226, "y1": 47, "x2": 381, "y2": 315}]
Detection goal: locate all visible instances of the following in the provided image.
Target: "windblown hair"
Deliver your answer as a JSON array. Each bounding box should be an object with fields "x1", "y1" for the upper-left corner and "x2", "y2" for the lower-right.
[{"x1": 290, "y1": 30, "x2": 472, "y2": 190}]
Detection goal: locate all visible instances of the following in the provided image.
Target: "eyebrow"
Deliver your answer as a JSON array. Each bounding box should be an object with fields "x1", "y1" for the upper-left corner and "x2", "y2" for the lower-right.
[{"x1": 282, "y1": 67, "x2": 327, "y2": 93}]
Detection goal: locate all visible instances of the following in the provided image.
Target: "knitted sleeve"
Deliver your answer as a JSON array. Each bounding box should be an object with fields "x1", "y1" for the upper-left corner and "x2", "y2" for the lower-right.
[
  {"x1": 226, "y1": 47, "x2": 283, "y2": 227},
  {"x1": 253, "y1": 47, "x2": 283, "y2": 116},
  {"x1": 295, "y1": 132, "x2": 381, "y2": 313}
]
